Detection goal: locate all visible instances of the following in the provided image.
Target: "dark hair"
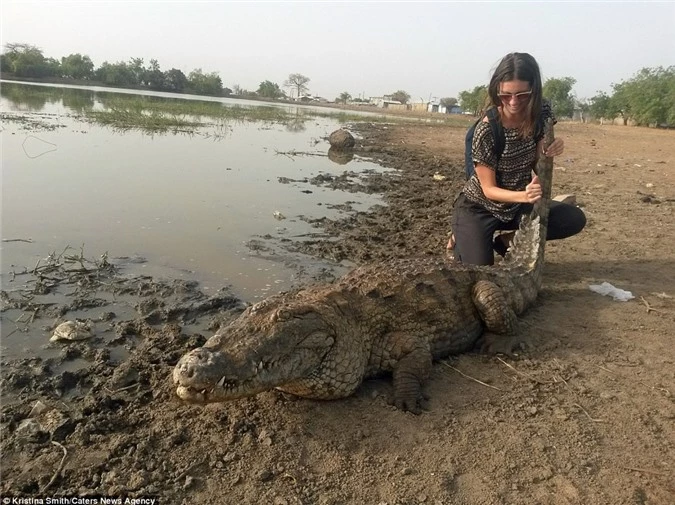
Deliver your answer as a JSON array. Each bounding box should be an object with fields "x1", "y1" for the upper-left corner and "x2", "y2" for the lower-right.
[{"x1": 486, "y1": 52, "x2": 542, "y2": 137}]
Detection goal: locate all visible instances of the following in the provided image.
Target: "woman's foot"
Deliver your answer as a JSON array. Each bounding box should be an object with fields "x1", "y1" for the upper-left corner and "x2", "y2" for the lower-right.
[
  {"x1": 446, "y1": 234, "x2": 456, "y2": 251},
  {"x1": 493, "y1": 232, "x2": 515, "y2": 257}
]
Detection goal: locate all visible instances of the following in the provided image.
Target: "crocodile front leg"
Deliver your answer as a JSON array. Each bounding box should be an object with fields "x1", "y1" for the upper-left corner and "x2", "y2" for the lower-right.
[
  {"x1": 384, "y1": 332, "x2": 433, "y2": 414},
  {"x1": 472, "y1": 280, "x2": 520, "y2": 354}
]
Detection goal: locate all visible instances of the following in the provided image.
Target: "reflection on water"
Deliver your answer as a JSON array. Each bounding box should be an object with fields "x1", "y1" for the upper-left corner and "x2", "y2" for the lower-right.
[
  {"x1": 327, "y1": 146, "x2": 355, "y2": 165},
  {"x1": 1, "y1": 82, "x2": 390, "y2": 303}
]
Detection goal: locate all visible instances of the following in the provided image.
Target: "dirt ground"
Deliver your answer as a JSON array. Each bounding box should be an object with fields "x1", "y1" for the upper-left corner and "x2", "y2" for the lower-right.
[{"x1": 1, "y1": 119, "x2": 674, "y2": 505}]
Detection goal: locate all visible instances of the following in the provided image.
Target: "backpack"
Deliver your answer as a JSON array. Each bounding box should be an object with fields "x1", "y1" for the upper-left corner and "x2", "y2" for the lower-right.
[{"x1": 463, "y1": 105, "x2": 545, "y2": 180}]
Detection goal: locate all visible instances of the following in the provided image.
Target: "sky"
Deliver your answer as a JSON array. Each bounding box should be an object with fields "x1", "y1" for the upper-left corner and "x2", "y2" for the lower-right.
[{"x1": 2, "y1": 1, "x2": 674, "y2": 102}]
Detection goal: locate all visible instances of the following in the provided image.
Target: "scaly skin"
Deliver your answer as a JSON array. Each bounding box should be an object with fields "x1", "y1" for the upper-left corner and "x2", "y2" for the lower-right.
[{"x1": 173, "y1": 120, "x2": 555, "y2": 413}]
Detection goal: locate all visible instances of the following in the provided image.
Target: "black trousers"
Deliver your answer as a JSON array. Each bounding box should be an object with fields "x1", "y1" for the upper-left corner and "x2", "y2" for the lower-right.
[{"x1": 451, "y1": 193, "x2": 586, "y2": 266}]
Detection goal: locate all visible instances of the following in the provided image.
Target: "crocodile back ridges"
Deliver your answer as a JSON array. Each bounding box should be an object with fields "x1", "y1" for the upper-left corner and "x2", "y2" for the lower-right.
[{"x1": 501, "y1": 117, "x2": 555, "y2": 293}]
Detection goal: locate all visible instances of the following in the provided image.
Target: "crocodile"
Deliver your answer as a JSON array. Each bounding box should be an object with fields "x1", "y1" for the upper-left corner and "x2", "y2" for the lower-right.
[{"x1": 173, "y1": 120, "x2": 556, "y2": 413}]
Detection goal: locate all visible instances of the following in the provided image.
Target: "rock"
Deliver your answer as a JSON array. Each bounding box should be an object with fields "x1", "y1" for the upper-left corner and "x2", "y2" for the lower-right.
[
  {"x1": 15, "y1": 418, "x2": 45, "y2": 440},
  {"x1": 328, "y1": 129, "x2": 355, "y2": 149},
  {"x1": 552, "y1": 194, "x2": 577, "y2": 205},
  {"x1": 40, "y1": 409, "x2": 75, "y2": 441}
]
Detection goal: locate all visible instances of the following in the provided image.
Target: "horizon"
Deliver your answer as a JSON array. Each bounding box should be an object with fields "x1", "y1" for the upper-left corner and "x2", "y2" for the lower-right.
[{"x1": 2, "y1": 2, "x2": 673, "y2": 102}]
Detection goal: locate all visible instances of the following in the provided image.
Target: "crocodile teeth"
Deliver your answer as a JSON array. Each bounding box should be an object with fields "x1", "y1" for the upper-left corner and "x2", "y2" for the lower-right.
[
  {"x1": 257, "y1": 361, "x2": 265, "y2": 373},
  {"x1": 217, "y1": 376, "x2": 226, "y2": 387}
]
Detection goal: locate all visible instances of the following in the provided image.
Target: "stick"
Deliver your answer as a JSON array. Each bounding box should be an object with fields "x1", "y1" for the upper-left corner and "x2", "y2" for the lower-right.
[
  {"x1": 42, "y1": 441, "x2": 68, "y2": 491},
  {"x1": 441, "y1": 362, "x2": 504, "y2": 391},
  {"x1": 174, "y1": 458, "x2": 208, "y2": 482},
  {"x1": 572, "y1": 403, "x2": 605, "y2": 423},
  {"x1": 621, "y1": 466, "x2": 670, "y2": 477},
  {"x1": 2, "y1": 238, "x2": 34, "y2": 243},
  {"x1": 640, "y1": 296, "x2": 663, "y2": 314},
  {"x1": 496, "y1": 357, "x2": 553, "y2": 385},
  {"x1": 103, "y1": 383, "x2": 139, "y2": 394}
]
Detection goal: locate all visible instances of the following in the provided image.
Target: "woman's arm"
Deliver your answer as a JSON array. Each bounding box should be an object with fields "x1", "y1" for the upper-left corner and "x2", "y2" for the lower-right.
[{"x1": 475, "y1": 164, "x2": 542, "y2": 204}]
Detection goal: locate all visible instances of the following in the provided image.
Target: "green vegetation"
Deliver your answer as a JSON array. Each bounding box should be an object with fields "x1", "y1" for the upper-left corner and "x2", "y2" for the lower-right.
[
  {"x1": 390, "y1": 90, "x2": 411, "y2": 105},
  {"x1": 599, "y1": 66, "x2": 675, "y2": 126},
  {"x1": 458, "y1": 85, "x2": 488, "y2": 115},
  {"x1": 338, "y1": 92, "x2": 352, "y2": 104},
  {"x1": 1, "y1": 43, "x2": 228, "y2": 97},
  {"x1": 1, "y1": 82, "x2": 418, "y2": 134},
  {"x1": 543, "y1": 77, "x2": 577, "y2": 118},
  {"x1": 257, "y1": 80, "x2": 284, "y2": 99},
  {"x1": 4, "y1": 42, "x2": 672, "y2": 126}
]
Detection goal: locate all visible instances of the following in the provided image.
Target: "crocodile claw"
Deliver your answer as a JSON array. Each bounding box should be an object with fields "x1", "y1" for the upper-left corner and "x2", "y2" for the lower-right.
[{"x1": 479, "y1": 333, "x2": 522, "y2": 356}]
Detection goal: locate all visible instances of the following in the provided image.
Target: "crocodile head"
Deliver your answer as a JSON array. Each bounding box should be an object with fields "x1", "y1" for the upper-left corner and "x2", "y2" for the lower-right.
[{"x1": 173, "y1": 296, "x2": 336, "y2": 403}]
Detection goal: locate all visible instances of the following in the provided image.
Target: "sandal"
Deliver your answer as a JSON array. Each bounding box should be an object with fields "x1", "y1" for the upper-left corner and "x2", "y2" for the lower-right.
[{"x1": 493, "y1": 232, "x2": 515, "y2": 257}]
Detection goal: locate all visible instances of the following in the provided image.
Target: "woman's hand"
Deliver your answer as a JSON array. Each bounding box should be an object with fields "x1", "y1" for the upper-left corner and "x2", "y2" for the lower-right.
[
  {"x1": 543, "y1": 137, "x2": 564, "y2": 158},
  {"x1": 524, "y1": 175, "x2": 542, "y2": 203}
]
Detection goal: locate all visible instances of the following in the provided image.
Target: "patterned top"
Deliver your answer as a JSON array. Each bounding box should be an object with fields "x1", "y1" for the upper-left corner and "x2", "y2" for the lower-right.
[{"x1": 463, "y1": 103, "x2": 555, "y2": 222}]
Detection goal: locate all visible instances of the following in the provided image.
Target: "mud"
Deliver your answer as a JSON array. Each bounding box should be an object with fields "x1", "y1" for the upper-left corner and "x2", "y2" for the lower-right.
[{"x1": 1, "y1": 120, "x2": 674, "y2": 505}]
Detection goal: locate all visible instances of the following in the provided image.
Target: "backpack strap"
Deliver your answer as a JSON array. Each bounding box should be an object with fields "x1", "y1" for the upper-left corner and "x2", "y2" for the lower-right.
[
  {"x1": 463, "y1": 106, "x2": 506, "y2": 180},
  {"x1": 485, "y1": 107, "x2": 505, "y2": 161}
]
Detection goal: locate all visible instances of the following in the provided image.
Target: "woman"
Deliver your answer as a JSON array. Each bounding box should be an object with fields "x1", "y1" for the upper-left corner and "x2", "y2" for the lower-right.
[{"x1": 449, "y1": 52, "x2": 586, "y2": 265}]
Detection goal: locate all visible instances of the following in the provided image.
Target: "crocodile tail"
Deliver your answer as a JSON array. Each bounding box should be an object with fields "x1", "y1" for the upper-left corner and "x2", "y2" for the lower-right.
[{"x1": 503, "y1": 118, "x2": 555, "y2": 288}]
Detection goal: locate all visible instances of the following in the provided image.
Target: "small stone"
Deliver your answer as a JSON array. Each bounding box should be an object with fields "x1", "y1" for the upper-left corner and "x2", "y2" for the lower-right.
[
  {"x1": 259, "y1": 469, "x2": 274, "y2": 482},
  {"x1": 15, "y1": 418, "x2": 44, "y2": 440},
  {"x1": 552, "y1": 194, "x2": 576, "y2": 205},
  {"x1": 183, "y1": 476, "x2": 194, "y2": 489},
  {"x1": 223, "y1": 452, "x2": 237, "y2": 462}
]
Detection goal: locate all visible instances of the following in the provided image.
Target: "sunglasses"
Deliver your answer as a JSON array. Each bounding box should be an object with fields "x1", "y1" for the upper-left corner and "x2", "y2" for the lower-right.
[{"x1": 498, "y1": 90, "x2": 532, "y2": 103}]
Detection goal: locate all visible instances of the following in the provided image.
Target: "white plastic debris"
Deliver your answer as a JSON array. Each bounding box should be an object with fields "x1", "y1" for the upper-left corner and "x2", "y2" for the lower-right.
[
  {"x1": 50, "y1": 320, "x2": 93, "y2": 342},
  {"x1": 588, "y1": 282, "x2": 635, "y2": 302}
]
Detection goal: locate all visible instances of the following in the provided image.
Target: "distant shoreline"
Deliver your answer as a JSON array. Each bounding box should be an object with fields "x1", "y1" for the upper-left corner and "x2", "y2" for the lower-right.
[{"x1": 0, "y1": 73, "x2": 475, "y2": 123}]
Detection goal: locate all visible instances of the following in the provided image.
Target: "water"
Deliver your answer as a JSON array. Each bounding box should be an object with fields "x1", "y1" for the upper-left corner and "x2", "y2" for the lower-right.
[{"x1": 1, "y1": 82, "x2": 391, "y2": 302}]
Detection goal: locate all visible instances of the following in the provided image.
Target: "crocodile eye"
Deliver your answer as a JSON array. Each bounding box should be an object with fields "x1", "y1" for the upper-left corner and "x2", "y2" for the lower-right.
[
  {"x1": 250, "y1": 301, "x2": 267, "y2": 314},
  {"x1": 271, "y1": 309, "x2": 291, "y2": 322}
]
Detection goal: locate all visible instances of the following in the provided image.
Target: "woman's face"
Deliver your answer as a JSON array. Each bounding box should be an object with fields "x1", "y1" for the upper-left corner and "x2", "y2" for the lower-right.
[{"x1": 498, "y1": 79, "x2": 532, "y2": 117}]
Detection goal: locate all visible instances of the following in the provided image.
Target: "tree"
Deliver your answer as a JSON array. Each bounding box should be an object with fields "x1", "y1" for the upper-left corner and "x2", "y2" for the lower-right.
[
  {"x1": 60, "y1": 53, "x2": 94, "y2": 80},
  {"x1": 611, "y1": 66, "x2": 675, "y2": 126},
  {"x1": 144, "y1": 59, "x2": 164, "y2": 90},
  {"x1": 128, "y1": 57, "x2": 145, "y2": 86},
  {"x1": 257, "y1": 80, "x2": 284, "y2": 99},
  {"x1": 574, "y1": 97, "x2": 590, "y2": 122},
  {"x1": 390, "y1": 90, "x2": 410, "y2": 104},
  {"x1": 440, "y1": 97, "x2": 457, "y2": 107},
  {"x1": 187, "y1": 68, "x2": 223, "y2": 96},
  {"x1": 458, "y1": 85, "x2": 488, "y2": 115},
  {"x1": 2, "y1": 43, "x2": 57, "y2": 78},
  {"x1": 163, "y1": 68, "x2": 188, "y2": 92},
  {"x1": 95, "y1": 61, "x2": 135, "y2": 86},
  {"x1": 543, "y1": 77, "x2": 577, "y2": 118},
  {"x1": 338, "y1": 91, "x2": 352, "y2": 104},
  {"x1": 284, "y1": 73, "x2": 310, "y2": 99},
  {"x1": 588, "y1": 92, "x2": 616, "y2": 123}
]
